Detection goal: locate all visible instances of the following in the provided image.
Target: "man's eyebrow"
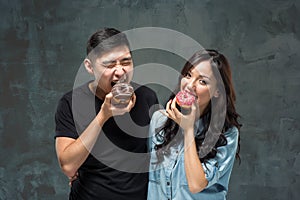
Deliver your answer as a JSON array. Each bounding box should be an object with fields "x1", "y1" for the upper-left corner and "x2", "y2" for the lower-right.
[
  {"x1": 120, "y1": 57, "x2": 132, "y2": 61},
  {"x1": 102, "y1": 56, "x2": 132, "y2": 64}
]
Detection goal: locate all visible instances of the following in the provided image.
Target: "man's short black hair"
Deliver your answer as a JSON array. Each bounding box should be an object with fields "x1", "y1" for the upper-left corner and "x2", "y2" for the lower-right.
[{"x1": 86, "y1": 28, "x2": 130, "y2": 57}]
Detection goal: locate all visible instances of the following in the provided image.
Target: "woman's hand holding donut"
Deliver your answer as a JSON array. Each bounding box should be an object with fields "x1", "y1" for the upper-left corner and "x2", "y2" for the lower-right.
[{"x1": 162, "y1": 97, "x2": 198, "y2": 132}]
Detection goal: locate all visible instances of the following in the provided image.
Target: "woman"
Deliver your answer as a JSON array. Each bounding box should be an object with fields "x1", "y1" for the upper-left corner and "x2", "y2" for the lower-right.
[{"x1": 148, "y1": 49, "x2": 241, "y2": 200}]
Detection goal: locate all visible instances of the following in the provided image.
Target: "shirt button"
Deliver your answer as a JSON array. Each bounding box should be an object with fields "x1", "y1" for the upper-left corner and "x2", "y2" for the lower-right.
[
  {"x1": 167, "y1": 182, "x2": 170, "y2": 186},
  {"x1": 176, "y1": 150, "x2": 179, "y2": 154}
]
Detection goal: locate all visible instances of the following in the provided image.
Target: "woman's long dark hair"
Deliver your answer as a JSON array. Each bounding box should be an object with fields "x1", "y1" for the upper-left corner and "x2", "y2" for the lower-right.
[{"x1": 154, "y1": 49, "x2": 241, "y2": 164}]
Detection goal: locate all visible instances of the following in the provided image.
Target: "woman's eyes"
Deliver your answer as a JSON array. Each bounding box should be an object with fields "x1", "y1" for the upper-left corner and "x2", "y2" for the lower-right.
[
  {"x1": 185, "y1": 73, "x2": 207, "y2": 85},
  {"x1": 185, "y1": 72, "x2": 192, "y2": 78},
  {"x1": 199, "y1": 80, "x2": 207, "y2": 85}
]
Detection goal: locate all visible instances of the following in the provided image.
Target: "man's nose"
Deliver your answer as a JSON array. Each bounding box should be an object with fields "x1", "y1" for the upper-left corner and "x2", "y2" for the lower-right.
[{"x1": 114, "y1": 67, "x2": 126, "y2": 77}]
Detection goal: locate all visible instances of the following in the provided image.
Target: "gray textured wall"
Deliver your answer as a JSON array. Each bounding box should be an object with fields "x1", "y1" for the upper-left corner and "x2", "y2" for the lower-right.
[{"x1": 1, "y1": 0, "x2": 299, "y2": 199}]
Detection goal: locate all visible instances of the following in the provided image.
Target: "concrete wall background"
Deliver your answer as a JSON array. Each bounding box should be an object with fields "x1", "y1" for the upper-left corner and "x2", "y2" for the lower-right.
[{"x1": 0, "y1": 0, "x2": 299, "y2": 199}]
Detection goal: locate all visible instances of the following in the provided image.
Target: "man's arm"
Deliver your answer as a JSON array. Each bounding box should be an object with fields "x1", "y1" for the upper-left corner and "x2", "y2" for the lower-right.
[
  {"x1": 55, "y1": 112, "x2": 107, "y2": 178},
  {"x1": 55, "y1": 93, "x2": 136, "y2": 178}
]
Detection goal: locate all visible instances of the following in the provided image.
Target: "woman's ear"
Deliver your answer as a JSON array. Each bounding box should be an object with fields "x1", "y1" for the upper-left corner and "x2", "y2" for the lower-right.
[
  {"x1": 213, "y1": 89, "x2": 220, "y2": 98},
  {"x1": 84, "y1": 58, "x2": 94, "y2": 75}
]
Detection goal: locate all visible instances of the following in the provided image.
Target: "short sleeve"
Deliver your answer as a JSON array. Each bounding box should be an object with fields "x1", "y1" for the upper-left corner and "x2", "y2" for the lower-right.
[
  {"x1": 202, "y1": 127, "x2": 239, "y2": 188},
  {"x1": 54, "y1": 95, "x2": 78, "y2": 139}
]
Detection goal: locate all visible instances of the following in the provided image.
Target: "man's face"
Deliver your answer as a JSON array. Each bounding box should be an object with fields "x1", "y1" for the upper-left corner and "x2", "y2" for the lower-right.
[{"x1": 86, "y1": 45, "x2": 133, "y2": 99}]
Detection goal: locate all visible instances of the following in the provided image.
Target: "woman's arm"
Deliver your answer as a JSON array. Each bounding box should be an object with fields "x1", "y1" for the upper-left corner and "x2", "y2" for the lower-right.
[
  {"x1": 163, "y1": 97, "x2": 239, "y2": 193},
  {"x1": 183, "y1": 128, "x2": 208, "y2": 193},
  {"x1": 163, "y1": 98, "x2": 208, "y2": 193},
  {"x1": 184, "y1": 126, "x2": 239, "y2": 193}
]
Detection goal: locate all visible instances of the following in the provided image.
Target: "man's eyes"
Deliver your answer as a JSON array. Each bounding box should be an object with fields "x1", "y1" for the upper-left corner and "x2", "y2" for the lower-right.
[
  {"x1": 102, "y1": 59, "x2": 132, "y2": 68},
  {"x1": 120, "y1": 60, "x2": 132, "y2": 66}
]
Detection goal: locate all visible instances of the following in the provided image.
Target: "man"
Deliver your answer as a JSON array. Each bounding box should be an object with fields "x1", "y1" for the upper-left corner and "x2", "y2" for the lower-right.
[{"x1": 55, "y1": 28, "x2": 158, "y2": 199}]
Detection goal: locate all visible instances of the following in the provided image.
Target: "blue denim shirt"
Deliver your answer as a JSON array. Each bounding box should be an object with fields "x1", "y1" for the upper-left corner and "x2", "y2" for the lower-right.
[{"x1": 147, "y1": 111, "x2": 239, "y2": 200}]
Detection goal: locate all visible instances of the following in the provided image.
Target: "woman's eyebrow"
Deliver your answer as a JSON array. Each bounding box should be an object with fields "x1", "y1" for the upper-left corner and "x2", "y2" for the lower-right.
[
  {"x1": 189, "y1": 69, "x2": 211, "y2": 80},
  {"x1": 198, "y1": 74, "x2": 211, "y2": 80}
]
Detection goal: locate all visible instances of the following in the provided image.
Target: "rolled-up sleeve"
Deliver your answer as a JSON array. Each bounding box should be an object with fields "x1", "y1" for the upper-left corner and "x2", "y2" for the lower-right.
[{"x1": 203, "y1": 127, "x2": 239, "y2": 189}]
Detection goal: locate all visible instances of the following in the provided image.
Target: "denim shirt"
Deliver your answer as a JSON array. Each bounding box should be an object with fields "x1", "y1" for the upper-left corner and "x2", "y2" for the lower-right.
[{"x1": 147, "y1": 111, "x2": 239, "y2": 200}]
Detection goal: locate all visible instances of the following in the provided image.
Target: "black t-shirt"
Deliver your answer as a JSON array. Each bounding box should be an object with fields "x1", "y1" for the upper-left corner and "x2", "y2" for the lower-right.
[{"x1": 55, "y1": 82, "x2": 158, "y2": 200}]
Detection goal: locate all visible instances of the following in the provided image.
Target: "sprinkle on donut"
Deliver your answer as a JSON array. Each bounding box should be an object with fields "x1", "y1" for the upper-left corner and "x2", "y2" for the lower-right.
[{"x1": 175, "y1": 90, "x2": 196, "y2": 109}]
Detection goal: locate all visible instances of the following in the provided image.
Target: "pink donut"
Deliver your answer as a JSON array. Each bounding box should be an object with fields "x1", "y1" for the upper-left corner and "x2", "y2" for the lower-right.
[{"x1": 175, "y1": 90, "x2": 196, "y2": 109}]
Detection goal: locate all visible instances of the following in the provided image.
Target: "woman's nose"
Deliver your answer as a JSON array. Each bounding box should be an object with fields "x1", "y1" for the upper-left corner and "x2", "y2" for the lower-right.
[{"x1": 186, "y1": 79, "x2": 195, "y2": 89}]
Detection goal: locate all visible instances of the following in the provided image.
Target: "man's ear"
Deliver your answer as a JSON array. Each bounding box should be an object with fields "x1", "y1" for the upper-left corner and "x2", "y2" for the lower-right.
[{"x1": 84, "y1": 58, "x2": 94, "y2": 75}]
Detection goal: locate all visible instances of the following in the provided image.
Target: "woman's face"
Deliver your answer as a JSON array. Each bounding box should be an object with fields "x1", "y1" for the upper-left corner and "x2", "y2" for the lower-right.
[{"x1": 180, "y1": 60, "x2": 219, "y2": 113}]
